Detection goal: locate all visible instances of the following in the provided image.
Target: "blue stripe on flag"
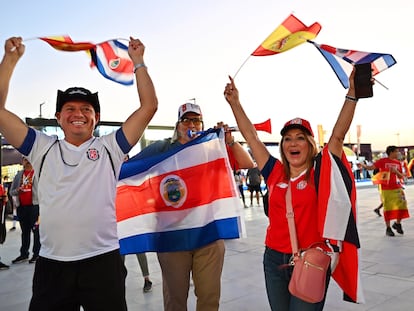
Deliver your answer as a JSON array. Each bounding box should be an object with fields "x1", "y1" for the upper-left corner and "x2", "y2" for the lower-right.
[
  {"x1": 120, "y1": 128, "x2": 221, "y2": 179},
  {"x1": 313, "y1": 43, "x2": 349, "y2": 88},
  {"x1": 119, "y1": 217, "x2": 240, "y2": 254},
  {"x1": 381, "y1": 54, "x2": 397, "y2": 67}
]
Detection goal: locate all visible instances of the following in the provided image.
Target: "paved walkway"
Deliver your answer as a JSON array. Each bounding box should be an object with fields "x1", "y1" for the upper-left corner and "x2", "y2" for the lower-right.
[{"x1": 1, "y1": 182, "x2": 413, "y2": 310}]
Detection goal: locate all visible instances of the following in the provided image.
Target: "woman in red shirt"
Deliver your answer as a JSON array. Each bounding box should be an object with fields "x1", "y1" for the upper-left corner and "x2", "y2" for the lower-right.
[{"x1": 224, "y1": 67, "x2": 363, "y2": 310}]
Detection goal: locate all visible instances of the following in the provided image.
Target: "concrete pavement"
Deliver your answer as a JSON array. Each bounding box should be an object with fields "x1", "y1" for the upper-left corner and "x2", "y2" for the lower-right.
[{"x1": 1, "y1": 182, "x2": 414, "y2": 310}]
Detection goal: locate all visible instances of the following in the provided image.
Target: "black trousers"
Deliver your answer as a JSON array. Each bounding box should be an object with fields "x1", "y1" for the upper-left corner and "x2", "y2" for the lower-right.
[
  {"x1": 16, "y1": 204, "x2": 40, "y2": 258},
  {"x1": 29, "y1": 249, "x2": 127, "y2": 311}
]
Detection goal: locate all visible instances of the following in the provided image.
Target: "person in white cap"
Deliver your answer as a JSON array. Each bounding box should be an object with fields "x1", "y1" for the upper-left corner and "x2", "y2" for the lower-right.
[
  {"x1": 0, "y1": 36, "x2": 158, "y2": 311},
  {"x1": 224, "y1": 67, "x2": 365, "y2": 309},
  {"x1": 131, "y1": 102, "x2": 254, "y2": 311}
]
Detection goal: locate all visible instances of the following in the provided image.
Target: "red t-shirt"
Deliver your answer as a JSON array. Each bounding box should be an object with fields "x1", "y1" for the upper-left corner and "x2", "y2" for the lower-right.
[
  {"x1": 19, "y1": 170, "x2": 34, "y2": 206},
  {"x1": 0, "y1": 184, "x2": 5, "y2": 206},
  {"x1": 226, "y1": 145, "x2": 239, "y2": 171},
  {"x1": 263, "y1": 158, "x2": 324, "y2": 253},
  {"x1": 374, "y1": 158, "x2": 402, "y2": 190}
]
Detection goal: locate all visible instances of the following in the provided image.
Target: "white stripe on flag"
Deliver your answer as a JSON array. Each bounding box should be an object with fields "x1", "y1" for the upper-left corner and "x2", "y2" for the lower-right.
[
  {"x1": 323, "y1": 151, "x2": 352, "y2": 240},
  {"x1": 373, "y1": 57, "x2": 388, "y2": 71},
  {"x1": 117, "y1": 196, "x2": 245, "y2": 239},
  {"x1": 118, "y1": 136, "x2": 224, "y2": 186}
]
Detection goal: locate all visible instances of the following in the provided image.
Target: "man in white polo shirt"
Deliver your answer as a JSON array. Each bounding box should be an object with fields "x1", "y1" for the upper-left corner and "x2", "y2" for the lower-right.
[{"x1": 0, "y1": 36, "x2": 158, "y2": 310}]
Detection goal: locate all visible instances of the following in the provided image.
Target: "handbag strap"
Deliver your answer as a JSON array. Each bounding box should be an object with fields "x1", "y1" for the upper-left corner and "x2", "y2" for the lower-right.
[{"x1": 285, "y1": 182, "x2": 299, "y2": 255}]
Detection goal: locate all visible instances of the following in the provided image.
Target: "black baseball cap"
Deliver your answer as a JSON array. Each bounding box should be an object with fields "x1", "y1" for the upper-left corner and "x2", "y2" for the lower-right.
[{"x1": 56, "y1": 87, "x2": 100, "y2": 113}]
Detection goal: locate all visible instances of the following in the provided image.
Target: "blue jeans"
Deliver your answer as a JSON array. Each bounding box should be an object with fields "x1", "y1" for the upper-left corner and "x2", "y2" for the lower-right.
[{"x1": 263, "y1": 247, "x2": 330, "y2": 311}]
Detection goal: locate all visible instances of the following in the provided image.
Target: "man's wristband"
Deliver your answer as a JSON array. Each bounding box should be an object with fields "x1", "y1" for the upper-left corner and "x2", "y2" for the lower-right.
[
  {"x1": 227, "y1": 139, "x2": 235, "y2": 147},
  {"x1": 345, "y1": 95, "x2": 358, "y2": 103},
  {"x1": 133, "y1": 63, "x2": 147, "y2": 73}
]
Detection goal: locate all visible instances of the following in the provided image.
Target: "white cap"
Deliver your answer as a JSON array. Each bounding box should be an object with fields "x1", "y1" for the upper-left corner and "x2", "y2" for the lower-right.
[{"x1": 178, "y1": 103, "x2": 202, "y2": 120}]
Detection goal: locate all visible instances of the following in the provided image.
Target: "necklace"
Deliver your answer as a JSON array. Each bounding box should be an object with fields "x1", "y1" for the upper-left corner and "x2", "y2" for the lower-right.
[{"x1": 58, "y1": 138, "x2": 96, "y2": 167}]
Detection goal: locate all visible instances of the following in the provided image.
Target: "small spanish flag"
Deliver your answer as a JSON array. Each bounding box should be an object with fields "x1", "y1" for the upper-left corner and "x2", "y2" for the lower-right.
[
  {"x1": 39, "y1": 36, "x2": 96, "y2": 52},
  {"x1": 371, "y1": 171, "x2": 390, "y2": 185},
  {"x1": 251, "y1": 14, "x2": 321, "y2": 56}
]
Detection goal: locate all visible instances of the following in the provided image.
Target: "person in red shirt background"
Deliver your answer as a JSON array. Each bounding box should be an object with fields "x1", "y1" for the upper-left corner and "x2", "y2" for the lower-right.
[
  {"x1": 10, "y1": 157, "x2": 40, "y2": 264},
  {"x1": 0, "y1": 183, "x2": 9, "y2": 270},
  {"x1": 362, "y1": 146, "x2": 409, "y2": 236}
]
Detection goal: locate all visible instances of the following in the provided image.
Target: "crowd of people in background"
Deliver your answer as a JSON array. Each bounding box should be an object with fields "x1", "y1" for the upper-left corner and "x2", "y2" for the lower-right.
[{"x1": 234, "y1": 168, "x2": 267, "y2": 208}]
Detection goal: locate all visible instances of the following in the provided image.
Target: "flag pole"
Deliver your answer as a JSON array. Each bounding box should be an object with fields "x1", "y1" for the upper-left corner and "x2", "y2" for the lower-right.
[
  {"x1": 348, "y1": 61, "x2": 390, "y2": 90},
  {"x1": 373, "y1": 78, "x2": 389, "y2": 90},
  {"x1": 10, "y1": 37, "x2": 38, "y2": 51},
  {"x1": 233, "y1": 54, "x2": 252, "y2": 79}
]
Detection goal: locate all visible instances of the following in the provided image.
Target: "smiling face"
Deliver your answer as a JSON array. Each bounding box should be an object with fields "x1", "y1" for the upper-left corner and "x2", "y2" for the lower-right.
[
  {"x1": 281, "y1": 128, "x2": 317, "y2": 178},
  {"x1": 55, "y1": 101, "x2": 100, "y2": 146}
]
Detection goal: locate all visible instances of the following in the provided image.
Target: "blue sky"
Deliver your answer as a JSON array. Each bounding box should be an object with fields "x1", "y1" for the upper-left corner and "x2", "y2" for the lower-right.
[{"x1": 1, "y1": 0, "x2": 412, "y2": 151}]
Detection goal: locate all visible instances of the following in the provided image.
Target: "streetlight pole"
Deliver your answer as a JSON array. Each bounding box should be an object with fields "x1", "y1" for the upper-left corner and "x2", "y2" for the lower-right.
[
  {"x1": 39, "y1": 102, "x2": 45, "y2": 118},
  {"x1": 356, "y1": 124, "x2": 361, "y2": 159}
]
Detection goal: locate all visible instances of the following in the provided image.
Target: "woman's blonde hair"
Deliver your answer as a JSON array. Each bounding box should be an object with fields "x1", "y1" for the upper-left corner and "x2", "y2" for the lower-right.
[{"x1": 279, "y1": 132, "x2": 318, "y2": 181}]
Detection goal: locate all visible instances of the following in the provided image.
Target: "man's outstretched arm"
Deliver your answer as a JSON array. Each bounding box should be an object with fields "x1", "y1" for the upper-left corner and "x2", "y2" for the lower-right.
[{"x1": 0, "y1": 37, "x2": 29, "y2": 149}]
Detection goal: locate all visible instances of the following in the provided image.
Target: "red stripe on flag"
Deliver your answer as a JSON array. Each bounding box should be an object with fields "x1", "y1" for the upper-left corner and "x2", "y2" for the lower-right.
[
  {"x1": 251, "y1": 14, "x2": 321, "y2": 56},
  {"x1": 332, "y1": 242, "x2": 359, "y2": 302},
  {"x1": 318, "y1": 44, "x2": 337, "y2": 54},
  {"x1": 116, "y1": 158, "x2": 234, "y2": 221},
  {"x1": 98, "y1": 41, "x2": 133, "y2": 73},
  {"x1": 282, "y1": 14, "x2": 307, "y2": 32},
  {"x1": 282, "y1": 14, "x2": 320, "y2": 35},
  {"x1": 40, "y1": 36, "x2": 96, "y2": 51},
  {"x1": 384, "y1": 209, "x2": 409, "y2": 221}
]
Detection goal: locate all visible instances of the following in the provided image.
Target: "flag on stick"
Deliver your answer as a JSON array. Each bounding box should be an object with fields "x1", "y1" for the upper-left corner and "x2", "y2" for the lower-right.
[
  {"x1": 308, "y1": 40, "x2": 397, "y2": 88},
  {"x1": 371, "y1": 171, "x2": 390, "y2": 185},
  {"x1": 116, "y1": 129, "x2": 245, "y2": 254},
  {"x1": 38, "y1": 35, "x2": 133, "y2": 85},
  {"x1": 39, "y1": 36, "x2": 96, "y2": 51},
  {"x1": 89, "y1": 39, "x2": 134, "y2": 85},
  {"x1": 252, "y1": 14, "x2": 321, "y2": 56},
  {"x1": 234, "y1": 14, "x2": 321, "y2": 77}
]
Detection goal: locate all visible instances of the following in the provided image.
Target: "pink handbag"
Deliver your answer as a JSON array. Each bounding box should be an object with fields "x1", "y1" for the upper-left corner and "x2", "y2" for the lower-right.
[{"x1": 285, "y1": 182, "x2": 331, "y2": 303}]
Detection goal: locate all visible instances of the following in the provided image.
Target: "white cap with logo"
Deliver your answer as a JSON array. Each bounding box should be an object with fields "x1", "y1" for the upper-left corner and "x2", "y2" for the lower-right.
[{"x1": 177, "y1": 103, "x2": 202, "y2": 120}]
